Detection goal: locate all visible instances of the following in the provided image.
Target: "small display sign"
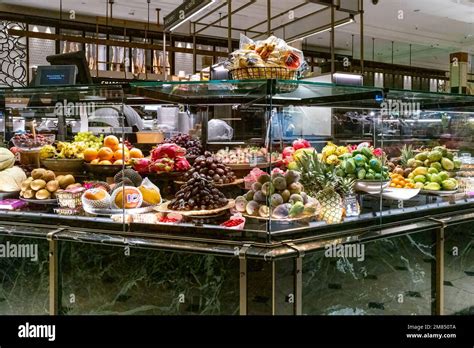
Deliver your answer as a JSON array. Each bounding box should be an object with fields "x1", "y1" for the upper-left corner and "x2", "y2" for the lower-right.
[{"x1": 34, "y1": 65, "x2": 77, "y2": 86}]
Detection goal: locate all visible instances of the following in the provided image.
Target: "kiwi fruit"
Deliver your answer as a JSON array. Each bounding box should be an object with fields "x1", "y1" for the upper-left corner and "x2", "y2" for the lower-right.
[
  {"x1": 42, "y1": 170, "x2": 56, "y2": 182},
  {"x1": 23, "y1": 189, "x2": 35, "y2": 199},
  {"x1": 30, "y1": 179, "x2": 46, "y2": 191},
  {"x1": 59, "y1": 175, "x2": 75, "y2": 189},
  {"x1": 21, "y1": 177, "x2": 33, "y2": 191},
  {"x1": 66, "y1": 183, "x2": 82, "y2": 190},
  {"x1": 31, "y1": 168, "x2": 46, "y2": 180},
  {"x1": 46, "y1": 180, "x2": 59, "y2": 193},
  {"x1": 36, "y1": 189, "x2": 51, "y2": 200}
]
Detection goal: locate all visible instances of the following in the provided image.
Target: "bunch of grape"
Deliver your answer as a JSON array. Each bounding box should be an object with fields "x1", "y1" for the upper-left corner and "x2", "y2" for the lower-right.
[
  {"x1": 74, "y1": 132, "x2": 104, "y2": 150},
  {"x1": 163, "y1": 133, "x2": 203, "y2": 157}
]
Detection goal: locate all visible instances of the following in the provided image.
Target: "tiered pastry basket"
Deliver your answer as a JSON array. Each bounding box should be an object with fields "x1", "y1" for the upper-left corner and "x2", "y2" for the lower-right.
[
  {"x1": 229, "y1": 67, "x2": 297, "y2": 80},
  {"x1": 229, "y1": 67, "x2": 298, "y2": 93}
]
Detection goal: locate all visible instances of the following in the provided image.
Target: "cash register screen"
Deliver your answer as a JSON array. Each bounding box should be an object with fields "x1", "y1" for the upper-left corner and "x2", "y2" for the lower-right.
[{"x1": 34, "y1": 65, "x2": 77, "y2": 86}]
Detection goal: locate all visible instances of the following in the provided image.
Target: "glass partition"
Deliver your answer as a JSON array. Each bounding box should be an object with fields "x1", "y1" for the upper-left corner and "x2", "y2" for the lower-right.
[{"x1": 0, "y1": 80, "x2": 472, "y2": 241}]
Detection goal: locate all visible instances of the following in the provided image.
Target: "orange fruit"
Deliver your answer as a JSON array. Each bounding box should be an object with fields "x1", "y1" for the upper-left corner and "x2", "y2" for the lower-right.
[
  {"x1": 104, "y1": 135, "x2": 119, "y2": 149},
  {"x1": 113, "y1": 159, "x2": 124, "y2": 165},
  {"x1": 129, "y1": 148, "x2": 144, "y2": 159},
  {"x1": 84, "y1": 148, "x2": 98, "y2": 162},
  {"x1": 98, "y1": 147, "x2": 114, "y2": 161},
  {"x1": 99, "y1": 160, "x2": 112, "y2": 165},
  {"x1": 114, "y1": 149, "x2": 129, "y2": 161},
  {"x1": 90, "y1": 159, "x2": 100, "y2": 165}
]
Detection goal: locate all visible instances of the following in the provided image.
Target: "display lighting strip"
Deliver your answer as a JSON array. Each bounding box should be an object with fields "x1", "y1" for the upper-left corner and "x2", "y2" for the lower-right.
[
  {"x1": 287, "y1": 17, "x2": 355, "y2": 44},
  {"x1": 169, "y1": 0, "x2": 217, "y2": 32}
]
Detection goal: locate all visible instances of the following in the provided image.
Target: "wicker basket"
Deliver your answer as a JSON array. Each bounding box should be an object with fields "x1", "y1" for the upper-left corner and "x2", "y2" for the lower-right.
[
  {"x1": 229, "y1": 67, "x2": 297, "y2": 80},
  {"x1": 56, "y1": 190, "x2": 83, "y2": 209}
]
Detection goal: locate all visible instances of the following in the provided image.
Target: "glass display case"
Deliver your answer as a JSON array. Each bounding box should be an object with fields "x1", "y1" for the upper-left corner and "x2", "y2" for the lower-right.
[{"x1": 0, "y1": 80, "x2": 472, "y2": 316}]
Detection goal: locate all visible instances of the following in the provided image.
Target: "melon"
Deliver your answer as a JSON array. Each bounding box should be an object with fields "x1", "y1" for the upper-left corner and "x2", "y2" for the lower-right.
[
  {"x1": 0, "y1": 148, "x2": 15, "y2": 171},
  {"x1": 0, "y1": 166, "x2": 27, "y2": 192},
  {"x1": 111, "y1": 186, "x2": 143, "y2": 209},
  {"x1": 81, "y1": 188, "x2": 111, "y2": 209}
]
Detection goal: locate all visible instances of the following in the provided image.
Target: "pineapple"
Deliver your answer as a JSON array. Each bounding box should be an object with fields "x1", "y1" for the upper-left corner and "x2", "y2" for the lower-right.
[
  {"x1": 295, "y1": 151, "x2": 345, "y2": 224},
  {"x1": 400, "y1": 144, "x2": 414, "y2": 167}
]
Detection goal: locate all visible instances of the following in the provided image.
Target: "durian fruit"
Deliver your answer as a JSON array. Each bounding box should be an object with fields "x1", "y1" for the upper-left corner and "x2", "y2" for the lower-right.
[
  {"x1": 114, "y1": 169, "x2": 143, "y2": 187},
  {"x1": 82, "y1": 188, "x2": 111, "y2": 209}
]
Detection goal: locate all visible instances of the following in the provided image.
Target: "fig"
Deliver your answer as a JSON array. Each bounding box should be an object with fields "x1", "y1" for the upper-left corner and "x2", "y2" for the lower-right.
[
  {"x1": 272, "y1": 203, "x2": 291, "y2": 219},
  {"x1": 272, "y1": 177, "x2": 287, "y2": 191},
  {"x1": 281, "y1": 189, "x2": 291, "y2": 202},
  {"x1": 244, "y1": 191, "x2": 254, "y2": 201},
  {"x1": 235, "y1": 196, "x2": 248, "y2": 213},
  {"x1": 261, "y1": 182, "x2": 275, "y2": 196},
  {"x1": 258, "y1": 205, "x2": 270, "y2": 218},
  {"x1": 257, "y1": 174, "x2": 271, "y2": 185},
  {"x1": 246, "y1": 200, "x2": 260, "y2": 216},
  {"x1": 270, "y1": 193, "x2": 284, "y2": 208},
  {"x1": 285, "y1": 170, "x2": 301, "y2": 185},
  {"x1": 289, "y1": 201, "x2": 305, "y2": 218},
  {"x1": 289, "y1": 194, "x2": 303, "y2": 204},
  {"x1": 289, "y1": 182, "x2": 303, "y2": 194},
  {"x1": 253, "y1": 190, "x2": 267, "y2": 203},
  {"x1": 251, "y1": 182, "x2": 262, "y2": 192}
]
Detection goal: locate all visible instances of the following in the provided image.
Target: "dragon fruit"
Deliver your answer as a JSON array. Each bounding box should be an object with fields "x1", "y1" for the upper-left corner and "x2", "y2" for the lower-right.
[
  {"x1": 151, "y1": 144, "x2": 186, "y2": 162},
  {"x1": 151, "y1": 157, "x2": 175, "y2": 173},
  {"x1": 292, "y1": 139, "x2": 311, "y2": 150},
  {"x1": 131, "y1": 158, "x2": 152, "y2": 174},
  {"x1": 174, "y1": 156, "x2": 191, "y2": 172}
]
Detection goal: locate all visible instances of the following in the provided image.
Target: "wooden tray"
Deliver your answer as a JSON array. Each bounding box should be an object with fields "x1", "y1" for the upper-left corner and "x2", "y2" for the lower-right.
[
  {"x1": 156, "y1": 200, "x2": 235, "y2": 217},
  {"x1": 242, "y1": 213, "x2": 316, "y2": 224},
  {"x1": 227, "y1": 162, "x2": 271, "y2": 170},
  {"x1": 83, "y1": 205, "x2": 158, "y2": 216},
  {"x1": 85, "y1": 164, "x2": 124, "y2": 177},
  {"x1": 174, "y1": 178, "x2": 244, "y2": 188}
]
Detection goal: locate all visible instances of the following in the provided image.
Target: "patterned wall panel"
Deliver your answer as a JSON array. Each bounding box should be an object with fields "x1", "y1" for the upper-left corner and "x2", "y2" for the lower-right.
[{"x1": 0, "y1": 21, "x2": 27, "y2": 87}]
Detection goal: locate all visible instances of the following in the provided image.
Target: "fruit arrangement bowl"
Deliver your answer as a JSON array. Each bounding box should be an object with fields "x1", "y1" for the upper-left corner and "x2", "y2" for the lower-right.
[
  {"x1": 12, "y1": 134, "x2": 55, "y2": 152},
  {"x1": 355, "y1": 180, "x2": 391, "y2": 194},
  {"x1": 41, "y1": 158, "x2": 85, "y2": 173},
  {"x1": 382, "y1": 188, "x2": 420, "y2": 201},
  {"x1": 156, "y1": 200, "x2": 235, "y2": 217},
  {"x1": 420, "y1": 189, "x2": 459, "y2": 196},
  {"x1": 85, "y1": 163, "x2": 124, "y2": 177}
]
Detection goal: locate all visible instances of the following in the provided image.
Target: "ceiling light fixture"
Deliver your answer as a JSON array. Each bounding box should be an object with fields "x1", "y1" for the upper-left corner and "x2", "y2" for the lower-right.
[
  {"x1": 168, "y1": 0, "x2": 217, "y2": 32},
  {"x1": 287, "y1": 16, "x2": 355, "y2": 44}
]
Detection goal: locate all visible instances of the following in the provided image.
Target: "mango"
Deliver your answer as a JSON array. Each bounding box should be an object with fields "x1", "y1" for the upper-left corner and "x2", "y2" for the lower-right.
[
  {"x1": 438, "y1": 171, "x2": 449, "y2": 181},
  {"x1": 430, "y1": 173, "x2": 442, "y2": 184},
  {"x1": 430, "y1": 162, "x2": 442, "y2": 171},
  {"x1": 424, "y1": 182, "x2": 441, "y2": 191},
  {"x1": 453, "y1": 158, "x2": 462, "y2": 170},
  {"x1": 415, "y1": 152, "x2": 428, "y2": 161},
  {"x1": 415, "y1": 182, "x2": 424, "y2": 189},
  {"x1": 428, "y1": 167, "x2": 439, "y2": 174},
  {"x1": 441, "y1": 158, "x2": 454, "y2": 171},
  {"x1": 414, "y1": 175, "x2": 427, "y2": 183},
  {"x1": 413, "y1": 167, "x2": 428, "y2": 176},
  {"x1": 441, "y1": 179, "x2": 458, "y2": 191},
  {"x1": 428, "y1": 150, "x2": 443, "y2": 162}
]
